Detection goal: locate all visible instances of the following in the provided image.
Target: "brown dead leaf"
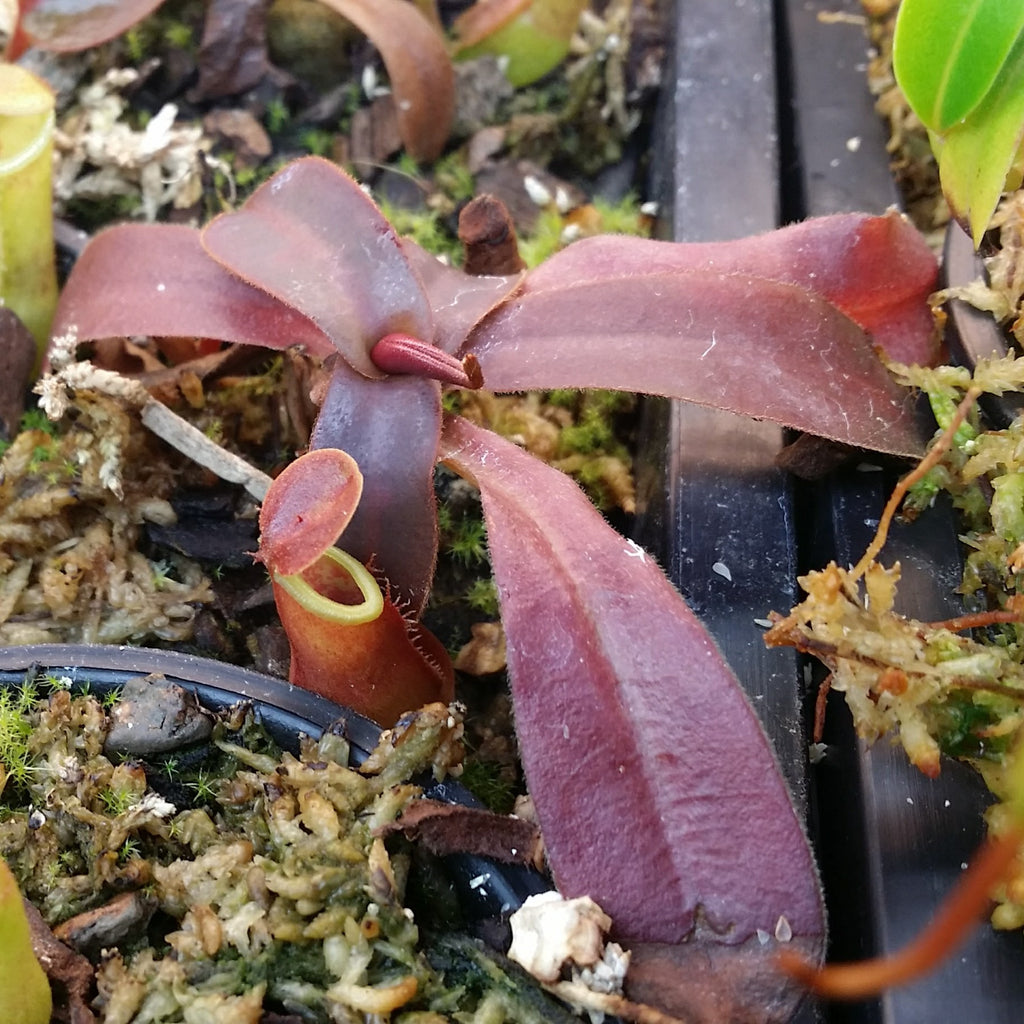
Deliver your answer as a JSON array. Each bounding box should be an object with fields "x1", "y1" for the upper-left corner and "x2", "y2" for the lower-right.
[
  {"x1": 378, "y1": 798, "x2": 542, "y2": 866},
  {"x1": 192, "y1": 0, "x2": 273, "y2": 101},
  {"x1": 625, "y1": 935, "x2": 821, "y2": 1024},
  {"x1": 349, "y1": 95, "x2": 404, "y2": 172},
  {"x1": 202, "y1": 108, "x2": 273, "y2": 168},
  {"x1": 90, "y1": 337, "x2": 165, "y2": 377}
]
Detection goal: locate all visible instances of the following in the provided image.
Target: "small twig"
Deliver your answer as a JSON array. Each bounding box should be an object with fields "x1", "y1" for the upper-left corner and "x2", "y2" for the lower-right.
[
  {"x1": 545, "y1": 980, "x2": 693, "y2": 1024},
  {"x1": 813, "y1": 674, "x2": 832, "y2": 744},
  {"x1": 35, "y1": 353, "x2": 273, "y2": 502},
  {"x1": 851, "y1": 386, "x2": 981, "y2": 581},
  {"x1": 925, "y1": 608, "x2": 1024, "y2": 633},
  {"x1": 140, "y1": 399, "x2": 271, "y2": 501}
]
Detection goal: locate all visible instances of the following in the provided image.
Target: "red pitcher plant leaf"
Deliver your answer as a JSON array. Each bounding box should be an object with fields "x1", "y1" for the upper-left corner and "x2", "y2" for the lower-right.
[
  {"x1": 440, "y1": 413, "x2": 825, "y2": 1021},
  {"x1": 51, "y1": 223, "x2": 336, "y2": 359},
  {"x1": 309, "y1": 363, "x2": 443, "y2": 614},
  {"x1": 462, "y1": 211, "x2": 938, "y2": 458},
  {"x1": 477, "y1": 209, "x2": 938, "y2": 365},
  {"x1": 400, "y1": 239, "x2": 523, "y2": 355},
  {"x1": 48, "y1": 156, "x2": 940, "y2": 658},
  {"x1": 201, "y1": 157, "x2": 434, "y2": 381},
  {"x1": 257, "y1": 448, "x2": 453, "y2": 726},
  {"x1": 258, "y1": 447, "x2": 364, "y2": 576}
]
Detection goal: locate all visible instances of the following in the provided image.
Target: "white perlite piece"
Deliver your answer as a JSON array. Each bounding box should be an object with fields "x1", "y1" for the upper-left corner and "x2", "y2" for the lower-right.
[
  {"x1": 52, "y1": 69, "x2": 215, "y2": 222},
  {"x1": 508, "y1": 892, "x2": 629, "y2": 992}
]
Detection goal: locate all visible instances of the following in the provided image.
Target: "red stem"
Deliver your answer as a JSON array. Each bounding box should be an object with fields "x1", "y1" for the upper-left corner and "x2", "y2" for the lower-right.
[{"x1": 778, "y1": 824, "x2": 1024, "y2": 999}]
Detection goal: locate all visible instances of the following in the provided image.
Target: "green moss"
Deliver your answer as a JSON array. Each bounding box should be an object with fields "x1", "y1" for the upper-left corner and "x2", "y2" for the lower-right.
[
  {"x1": 433, "y1": 152, "x2": 476, "y2": 205},
  {"x1": 518, "y1": 193, "x2": 648, "y2": 267},
  {"x1": 298, "y1": 127, "x2": 335, "y2": 157},
  {"x1": 458, "y1": 759, "x2": 517, "y2": 815},
  {"x1": 933, "y1": 693, "x2": 1013, "y2": 760},
  {"x1": 0, "y1": 683, "x2": 39, "y2": 792},
  {"x1": 517, "y1": 206, "x2": 567, "y2": 267},
  {"x1": 465, "y1": 578, "x2": 499, "y2": 617},
  {"x1": 100, "y1": 786, "x2": 138, "y2": 817},
  {"x1": 446, "y1": 517, "x2": 488, "y2": 568},
  {"x1": 163, "y1": 21, "x2": 196, "y2": 52},
  {"x1": 377, "y1": 197, "x2": 461, "y2": 265},
  {"x1": 264, "y1": 97, "x2": 291, "y2": 136},
  {"x1": 592, "y1": 193, "x2": 647, "y2": 235},
  {"x1": 116, "y1": 0, "x2": 204, "y2": 66},
  {"x1": 554, "y1": 389, "x2": 633, "y2": 457}
]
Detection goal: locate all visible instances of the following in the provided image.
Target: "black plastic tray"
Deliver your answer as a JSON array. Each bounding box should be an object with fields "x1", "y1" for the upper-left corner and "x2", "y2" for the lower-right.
[{"x1": 639, "y1": 2, "x2": 1024, "y2": 1021}]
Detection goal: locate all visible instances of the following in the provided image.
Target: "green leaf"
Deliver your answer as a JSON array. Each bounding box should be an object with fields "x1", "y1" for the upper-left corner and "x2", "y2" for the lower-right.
[
  {"x1": 893, "y1": 0, "x2": 1024, "y2": 133},
  {"x1": 934, "y1": 29, "x2": 1024, "y2": 246}
]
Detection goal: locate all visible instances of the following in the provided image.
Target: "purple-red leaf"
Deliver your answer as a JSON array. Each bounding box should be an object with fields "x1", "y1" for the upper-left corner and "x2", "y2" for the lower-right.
[
  {"x1": 463, "y1": 211, "x2": 938, "y2": 458},
  {"x1": 316, "y1": 0, "x2": 454, "y2": 163},
  {"x1": 201, "y1": 158, "x2": 433, "y2": 379},
  {"x1": 311, "y1": 360, "x2": 441, "y2": 614},
  {"x1": 258, "y1": 448, "x2": 363, "y2": 577},
  {"x1": 401, "y1": 239, "x2": 522, "y2": 354},
  {"x1": 440, "y1": 414, "x2": 825, "y2": 951},
  {"x1": 50, "y1": 224, "x2": 334, "y2": 358}
]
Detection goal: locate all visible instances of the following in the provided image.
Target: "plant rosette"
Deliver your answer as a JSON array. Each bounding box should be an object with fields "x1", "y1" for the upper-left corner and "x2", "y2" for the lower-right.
[{"x1": 37, "y1": 149, "x2": 952, "y2": 1021}]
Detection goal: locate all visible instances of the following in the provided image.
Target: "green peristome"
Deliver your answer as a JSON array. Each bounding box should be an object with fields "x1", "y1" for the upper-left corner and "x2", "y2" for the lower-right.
[
  {"x1": 454, "y1": 0, "x2": 588, "y2": 88},
  {"x1": 893, "y1": 0, "x2": 1024, "y2": 134},
  {"x1": 274, "y1": 545, "x2": 385, "y2": 625},
  {"x1": 0, "y1": 65, "x2": 58, "y2": 366}
]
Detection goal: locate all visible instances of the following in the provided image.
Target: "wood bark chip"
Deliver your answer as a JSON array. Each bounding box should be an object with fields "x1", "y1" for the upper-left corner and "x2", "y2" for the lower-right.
[
  {"x1": 25, "y1": 899, "x2": 96, "y2": 1024},
  {"x1": 459, "y1": 194, "x2": 527, "y2": 276}
]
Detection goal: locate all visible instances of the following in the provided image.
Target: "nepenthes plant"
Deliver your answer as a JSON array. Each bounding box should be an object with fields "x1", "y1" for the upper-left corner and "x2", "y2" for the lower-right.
[{"x1": 46, "y1": 154, "x2": 941, "y2": 1019}]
